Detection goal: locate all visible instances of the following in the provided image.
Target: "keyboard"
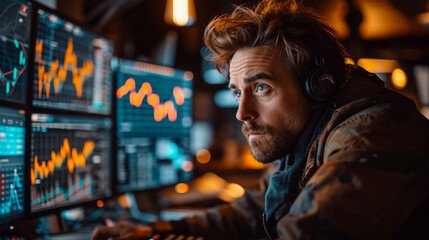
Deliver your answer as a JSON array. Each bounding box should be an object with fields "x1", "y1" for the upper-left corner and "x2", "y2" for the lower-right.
[
  {"x1": 43, "y1": 232, "x2": 204, "y2": 240},
  {"x1": 150, "y1": 234, "x2": 204, "y2": 240},
  {"x1": 43, "y1": 232, "x2": 92, "y2": 240}
]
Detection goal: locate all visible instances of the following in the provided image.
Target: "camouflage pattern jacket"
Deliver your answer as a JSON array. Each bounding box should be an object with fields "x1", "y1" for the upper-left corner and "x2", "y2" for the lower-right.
[{"x1": 158, "y1": 67, "x2": 429, "y2": 240}]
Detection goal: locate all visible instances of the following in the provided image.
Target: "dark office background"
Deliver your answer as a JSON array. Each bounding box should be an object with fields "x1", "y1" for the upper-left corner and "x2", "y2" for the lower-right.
[{"x1": 36, "y1": 0, "x2": 429, "y2": 200}]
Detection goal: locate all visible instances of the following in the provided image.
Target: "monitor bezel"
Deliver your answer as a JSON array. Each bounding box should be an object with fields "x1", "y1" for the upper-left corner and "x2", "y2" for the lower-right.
[
  {"x1": 0, "y1": 0, "x2": 32, "y2": 230},
  {"x1": 28, "y1": 112, "x2": 114, "y2": 215},
  {"x1": 0, "y1": 105, "x2": 27, "y2": 228},
  {"x1": 24, "y1": 1, "x2": 116, "y2": 219},
  {"x1": 0, "y1": 0, "x2": 32, "y2": 107},
  {"x1": 28, "y1": 1, "x2": 116, "y2": 117},
  {"x1": 113, "y1": 58, "x2": 194, "y2": 194}
]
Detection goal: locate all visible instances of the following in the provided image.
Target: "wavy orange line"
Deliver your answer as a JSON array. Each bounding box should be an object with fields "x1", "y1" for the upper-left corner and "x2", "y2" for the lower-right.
[
  {"x1": 36, "y1": 38, "x2": 94, "y2": 99},
  {"x1": 116, "y1": 78, "x2": 184, "y2": 122},
  {"x1": 31, "y1": 138, "x2": 94, "y2": 185}
]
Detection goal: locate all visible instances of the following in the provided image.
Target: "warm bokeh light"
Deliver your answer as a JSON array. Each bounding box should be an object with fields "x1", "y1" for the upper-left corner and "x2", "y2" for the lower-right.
[
  {"x1": 117, "y1": 194, "x2": 129, "y2": 208},
  {"x1": 225, "y1": 183, "x2": 245, "y2": 198},
  {"x1": 345, "y1": 58, "x2": 355, "y2": 65},
  {"x1": 358, "y1": 0, "x2": 418, "y2": 39},
  {"x1": 173, "y1": 0, "x2": 188, "y2": 26},
  {"x1": 391, "y1": 68, "x2": 407, "y2": 89},
  {"x1": 238, "y1": 146, "x2": 266, "y2": 169},
  {"x1": 164, "y1": 0, "x2": 196, "y2": 27},
  {"x1": 219, "y1": 183, "x2": 245, "y2": 202},
  {"x1": 202, "y1": 172, "x2": 227, "y2": 186},
  {"x1": 193, "y1": 172, "x2": 227, "y2": 195},
  {"x1": 181, "y1": 160, "x2": 194, "y2": 172},
  {"x1": 97, "y1": 200, "x2": 104, "y2": 208},
  {"x1": 196, "y1": 149, "x2": 211, "y2": 164},
  {"x1": 175, "y1": 183, "x2": 189, "y2": 193},
  {"x1": 417, "y1": 12, "x2": 429, "y2": 25},
  {"x1": 193, "y1": 173, "x2": 246, "y2": 202},
  {"x1": 357, "y1": 58, "x2": 399, "y2": 73},
  {"x1": 184, "y1": 71, "x2": 194, "y2": 81}
]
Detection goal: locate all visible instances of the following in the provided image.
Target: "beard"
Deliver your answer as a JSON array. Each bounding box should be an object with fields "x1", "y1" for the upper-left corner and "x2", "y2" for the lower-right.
[{"x1": 242, "y1": 118, "x2": 302, "y2": 164}]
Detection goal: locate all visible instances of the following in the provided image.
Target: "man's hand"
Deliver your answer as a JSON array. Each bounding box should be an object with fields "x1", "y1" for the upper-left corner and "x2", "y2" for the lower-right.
[{"x1": 90, "y1": 224, "x2": 153, "y2": 240}]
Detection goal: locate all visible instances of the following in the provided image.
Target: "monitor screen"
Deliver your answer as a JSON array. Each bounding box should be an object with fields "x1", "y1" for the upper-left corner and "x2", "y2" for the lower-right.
[
  {"x1": 32, "y1": 8, "x2": 113, "y2": 114},
  {"x1": 116, "y1": 60, "x2": 193, "y2": 192},
  {"x1": 0, "y1": 0, "x2": 31, "y2": 104},
  {"x1": 0, "y1": 106, "x2": 25, "y2": 224},
  {"x1": 30, "y1": 113, "x2": 112, "y2": 212}
]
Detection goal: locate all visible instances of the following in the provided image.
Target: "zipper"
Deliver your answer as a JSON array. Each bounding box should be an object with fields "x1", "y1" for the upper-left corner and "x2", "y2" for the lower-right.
[{"x1": 262, "y1": 212, "x2": 273, "y2": 240}]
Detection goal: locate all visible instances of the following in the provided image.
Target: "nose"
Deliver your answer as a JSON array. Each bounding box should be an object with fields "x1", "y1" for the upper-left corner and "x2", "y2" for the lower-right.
[{"x1": 235, "y1": 94, "x2": 256, "y2": 122}]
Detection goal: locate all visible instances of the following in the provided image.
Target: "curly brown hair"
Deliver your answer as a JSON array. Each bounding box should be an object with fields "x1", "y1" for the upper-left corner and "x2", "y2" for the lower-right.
[{"x1": 204, "y1": 0, "x2": 348, "y2": 85}]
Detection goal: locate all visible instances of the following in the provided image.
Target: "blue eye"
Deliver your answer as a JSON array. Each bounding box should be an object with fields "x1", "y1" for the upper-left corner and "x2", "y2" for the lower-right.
[
  {"x1": 234, "y1": 91, "x2": 242, "y2": 99},
  {"x1": 257, "y1": 84, "x2": 267, "y2": 92}
]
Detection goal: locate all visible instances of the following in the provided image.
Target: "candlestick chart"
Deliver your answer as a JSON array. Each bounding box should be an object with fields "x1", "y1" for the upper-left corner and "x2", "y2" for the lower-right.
[
  {"x1": 0, "y1": 0, "x2": 31, "y2": 104},
  {"x1": 33, "y1": 9, "x2": 113, "y2": 114},
  {"x1": 30, "y1": 113, "x2": 112, "y2": 212},
  {"x1": 0, "y1": 106, "x2": 25, "y2": 223}
]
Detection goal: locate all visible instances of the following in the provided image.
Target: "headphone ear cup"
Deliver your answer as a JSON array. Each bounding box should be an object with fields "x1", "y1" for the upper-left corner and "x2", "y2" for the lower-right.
[{"x1": 304, "y1": 68, "x2": 336, "y2": 103}]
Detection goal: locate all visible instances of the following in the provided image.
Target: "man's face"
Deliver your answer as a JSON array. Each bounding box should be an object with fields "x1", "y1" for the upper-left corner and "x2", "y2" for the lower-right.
[{"x1": 228, "y1": 46, "x2": 312, "y2": 163}]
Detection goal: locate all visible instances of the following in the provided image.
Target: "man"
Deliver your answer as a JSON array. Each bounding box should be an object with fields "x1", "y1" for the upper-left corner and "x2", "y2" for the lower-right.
[{"x1": 92, "y1": 0, "x2": 429, "y2": 239}]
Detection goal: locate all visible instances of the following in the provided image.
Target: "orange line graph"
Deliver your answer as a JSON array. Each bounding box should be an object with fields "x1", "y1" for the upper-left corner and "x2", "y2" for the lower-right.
[
  {"x1": 35, "y1": 38, "x2": 94, "y2": 98},
  {"x1": 31, "y1": 138, "x2": 95, "y2": 185},
  {"x1": 116, "y1": 78, "x2": 185, "y2": 122}
]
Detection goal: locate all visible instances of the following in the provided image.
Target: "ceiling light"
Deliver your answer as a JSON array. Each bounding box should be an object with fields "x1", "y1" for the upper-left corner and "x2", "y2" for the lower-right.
[{"x1": 164, "y1": 0, "x2": 196, "y2": 27}]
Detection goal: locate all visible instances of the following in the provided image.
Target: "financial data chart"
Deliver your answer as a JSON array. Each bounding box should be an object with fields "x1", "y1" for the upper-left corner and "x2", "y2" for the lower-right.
[
  {"x1": 0, "y1": 107, "x2": 25, "y2": 224},
  {"x1": 30, "y1": 114, "x2": 112, "y2": 212},
  {"x1": 116, "y1": 60, "x2": 193, "y2": 192},
  {"x1": 0, "y1": 0, "x2": 31, "y2": 104},
  {"x1": 33, "y1": 9, "x2": 113, "y2": 114}
]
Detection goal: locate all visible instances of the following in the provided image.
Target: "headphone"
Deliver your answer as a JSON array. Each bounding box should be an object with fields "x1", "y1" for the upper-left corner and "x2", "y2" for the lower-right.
[{"x1": 303, "y1": 57, "x2": 336, "y2": 103}]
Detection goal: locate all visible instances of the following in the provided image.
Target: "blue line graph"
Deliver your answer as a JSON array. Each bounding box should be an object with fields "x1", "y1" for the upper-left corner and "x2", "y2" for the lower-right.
[{"x1": 30, "y1": 173, "x2": 94, "y2": 208}]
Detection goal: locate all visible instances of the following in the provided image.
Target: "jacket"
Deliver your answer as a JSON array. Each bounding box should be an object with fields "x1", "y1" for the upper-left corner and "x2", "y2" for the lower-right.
[{"x1": 154, "y1": 66, "x2": 429, "y2": 240}]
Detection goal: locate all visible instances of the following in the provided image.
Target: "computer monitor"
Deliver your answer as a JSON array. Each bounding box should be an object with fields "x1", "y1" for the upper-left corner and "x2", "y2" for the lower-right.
[
  {"x1": 0, "y1": 0, "x2": 31, "y2": 104},
  {"x1": 115, "y1": 59, "x2": 194, "y2": 193},
  {"x1": 32, "y1": 7, "x2": 113, "y2": 114},
  {"x1": 0, "y1": 106, "x2": 25, "y2": 225},
  {"x1": 30, "y1": 113, "x2": 112, "y2": 213}
]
